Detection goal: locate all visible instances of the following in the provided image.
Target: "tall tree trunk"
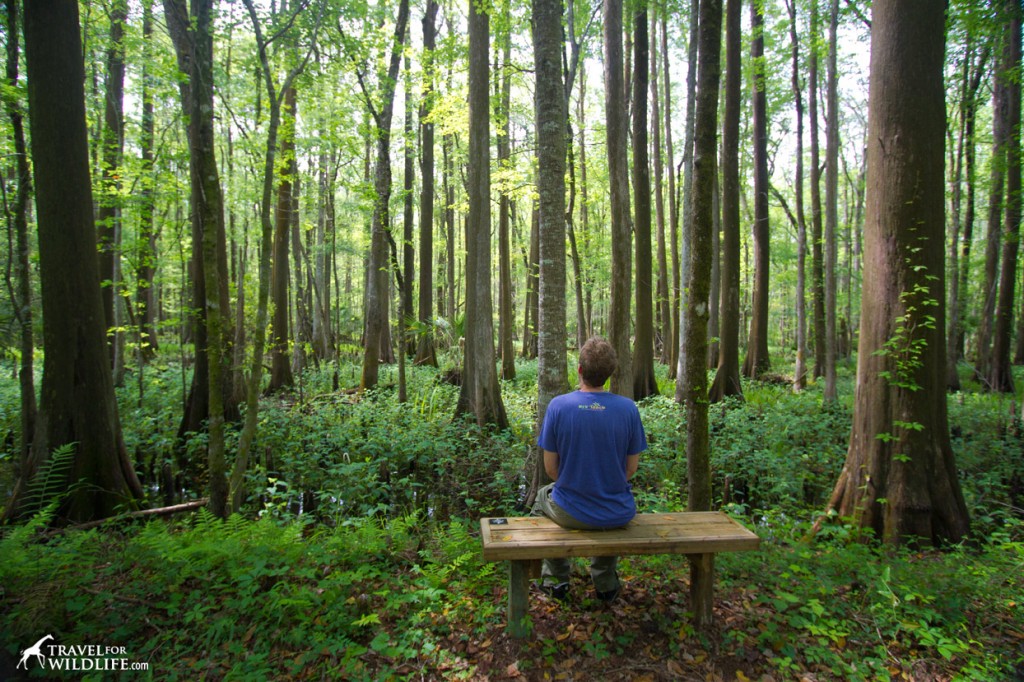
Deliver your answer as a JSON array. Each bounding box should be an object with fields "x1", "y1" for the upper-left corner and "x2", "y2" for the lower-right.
[
  {"x1": 167, "y1": 0, "x2": 238, "y2": 444},
  {"x1": 742, "y1": 0, "x2": 771, "y2": 379},
  {"x1": 823, "y1": 0, "x2": 839, "y2": 402},
  {"x1": 415, "y1": 1, "x2": 439, "y2": 367},
  {"x1": 651, "y1": 10, "x2": 671, "y2": 366},
  {"x1": 823, "y1": 0, "x2": 970, "y2": 546},
  {"x1": 683, "y1": 0, "x2": 723, "y2": 630},
  {"x1": 809, "y1": 0, "x2": 826, "y2": 378},
  {"x1": 532, "y1": 0, "x2": 570, "y2": 493},
  {"x1": 402, "y1": 42, "x2": 415, "y2": 364},
  {"x1": 522, "y1": 204, "x2": 539, "y2": 359},
  {"x1": 97, "y1": 0, "x2": 127, "y2": 382},
  {"x1": 947, "y1": 47, "x2": 988, "y2": 388},
  {"x1": 989, "y1": 0, "x2": 1022, "y2": 394},
  {"x1": 786, "y1": 0, "x2": 808, "y2": 392},
  {"x1": 569, "y1": 58, "x2": 590, "y2": 350},
  {"x1": 673, "y1": 0, "x2": 698, "y2": 390},
  {"x1": 137, "y1": 0, "x2": 159, "y2": 360},
  {"x1": 444, "y1": 131, "x2": 456, "y2": 326},
  {"x1": 708, "y1": 0, "x2": 743, "y2": 403},
  {"x1": 5, "y1": 0, "x2": 143, "y2": 523},
  {"x1": 360, "y1": 0, "x2": 410, "y2": 391},
  {"x1": 456, "y1": 0, "x2": 507, "y2": 428},
  {"x1": 633, "y1": 4, "x2": 658, "y2": 399},
  {"x1": 605, "y1": 0, "x2": 634, "y2": 398},
  {"x1": 975, "y1": 24, "x2": 1010, "y2": 382},
  {"x1": 269, "y1": 85, "x2": 296, "y2": 390},
  {"x1": 497, "y1": 13, "x2": 516, "y2": 380},
  {"x1": 2, "y1": 0, "x2": 36, "y2": 473}
]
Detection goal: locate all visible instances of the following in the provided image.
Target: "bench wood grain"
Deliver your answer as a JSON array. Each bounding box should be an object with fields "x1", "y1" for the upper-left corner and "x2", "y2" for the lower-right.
[{"x1": 480, "y1": 511, "x2": 760, "y2": 637}]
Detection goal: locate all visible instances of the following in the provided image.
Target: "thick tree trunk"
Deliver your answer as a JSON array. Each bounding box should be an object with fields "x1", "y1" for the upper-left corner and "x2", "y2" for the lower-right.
[
  {"x1": 989, "y1": 0, "x2": 1022, "y2": 394},
  {"x1": 456, "y1": 1, "x2": 507, "y2": 428},
  {"x1": 824, "y1": 0, "x2": 970, "y2": 546},
  {"x1": 604, "y1": 0, "x2": 633, "y2": 398},
  {"x1": 684, "y1": 0, "x2": 723, "y2": 631},
  {"x1": 533, "y1": 0, "x2": 570, "y2": 492},
  {"x1": 633, "y1": 8, "x2": 658, "y2": 400},
  {"x1": 5, "y1": 0, "x2": 143, "y2": 523},
  {"x1": 415, "y1": 1, "x2": 439, "y2": 367},
  {"x1": 742, "y1": 0, "x2": 771, "y2": 380},
  {"x1": 708, "y1": 0, "x2": 743, "y2": 404},
  {"x1": 269, "y1": 85, "x2": 296, "y2": 390}
]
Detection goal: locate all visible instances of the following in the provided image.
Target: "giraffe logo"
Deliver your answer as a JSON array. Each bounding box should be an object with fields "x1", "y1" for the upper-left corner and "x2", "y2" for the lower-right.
[{"x1": 16, "y1": 634, "x2": 53, "y2": 669}]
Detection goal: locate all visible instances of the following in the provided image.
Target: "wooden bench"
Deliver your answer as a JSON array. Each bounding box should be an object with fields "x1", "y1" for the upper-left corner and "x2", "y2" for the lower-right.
[{"x1": 480, "y1": 511, "x2": 760, "y2": 637}]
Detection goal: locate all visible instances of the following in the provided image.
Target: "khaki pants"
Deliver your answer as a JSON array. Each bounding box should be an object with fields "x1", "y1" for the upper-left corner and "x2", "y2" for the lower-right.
[{"x1": 531, "y1": 483, "x2": 620, "y2": 593}]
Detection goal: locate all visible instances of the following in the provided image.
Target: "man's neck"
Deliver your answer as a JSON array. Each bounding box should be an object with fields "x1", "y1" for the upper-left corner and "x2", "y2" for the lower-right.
[{"x1": 579, "y1": 383, "x2": 606, "y2": 393}]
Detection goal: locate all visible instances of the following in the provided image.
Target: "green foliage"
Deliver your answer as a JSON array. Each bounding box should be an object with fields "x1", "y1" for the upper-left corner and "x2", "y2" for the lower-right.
[
  {"x1": 0, "y1": 358, "x2": 1022, "y2": 679},
  {"x1": 19, "y1": 443, "x2": 76, "y2": 516}
]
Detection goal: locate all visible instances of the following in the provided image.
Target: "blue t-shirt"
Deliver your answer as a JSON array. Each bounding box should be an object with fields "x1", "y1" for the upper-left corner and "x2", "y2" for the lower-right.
[{"x1": 537, "y1": 390, "x2": 648, "y2": 528}]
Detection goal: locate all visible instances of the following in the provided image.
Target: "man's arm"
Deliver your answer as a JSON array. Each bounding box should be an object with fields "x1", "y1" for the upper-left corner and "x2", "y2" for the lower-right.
[
  {"x1": 626, "y1": 453, "x2": 640, "y2": 480},
  {"x1": 543, "y1": 450, "x2": 560, "y2": 481}
]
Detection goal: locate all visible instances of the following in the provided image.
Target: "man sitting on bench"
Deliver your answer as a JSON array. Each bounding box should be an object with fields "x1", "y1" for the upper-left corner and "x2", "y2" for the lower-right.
[{"x1": 533, "y1": 336, "x2": 649, "y2": 603}]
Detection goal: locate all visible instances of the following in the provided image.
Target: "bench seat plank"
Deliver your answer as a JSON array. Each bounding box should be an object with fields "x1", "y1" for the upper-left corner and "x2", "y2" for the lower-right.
[{"x1": 480, "y1": 511, "x2": 759, "y2": 561}]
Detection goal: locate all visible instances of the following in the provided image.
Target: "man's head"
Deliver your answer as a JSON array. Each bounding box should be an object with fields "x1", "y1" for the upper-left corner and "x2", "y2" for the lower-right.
[{"x1": 578, "y1": 337, "x2": 617, "y2": 388}]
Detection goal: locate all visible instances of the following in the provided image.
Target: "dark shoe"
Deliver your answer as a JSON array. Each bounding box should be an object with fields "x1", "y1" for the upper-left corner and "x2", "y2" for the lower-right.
[
  {"x1": 595, "y1": 571, "x2": 621, "y2": 603},
  {"x1": 595, "y1": 585, "x2": 620, "y2": 603},
  {"x1": 540, "y1": 581, "x2": 570, "y2": 601}
]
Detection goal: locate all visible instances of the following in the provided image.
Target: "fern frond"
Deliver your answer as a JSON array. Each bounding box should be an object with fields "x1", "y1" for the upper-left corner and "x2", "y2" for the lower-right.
[{"x1": 21, "y1": 443, "x2": 76, "y2": 515}]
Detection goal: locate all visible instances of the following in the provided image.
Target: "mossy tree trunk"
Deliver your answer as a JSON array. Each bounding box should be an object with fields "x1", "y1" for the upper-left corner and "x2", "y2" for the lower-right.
[{"x1": 824, "y1": 0, "x2": 970, "y2": 546}]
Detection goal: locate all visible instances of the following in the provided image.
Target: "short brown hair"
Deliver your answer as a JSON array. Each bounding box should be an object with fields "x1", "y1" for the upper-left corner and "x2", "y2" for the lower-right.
[{"x1": 579, "y1": 337, "x2": 617, "y2": 388}]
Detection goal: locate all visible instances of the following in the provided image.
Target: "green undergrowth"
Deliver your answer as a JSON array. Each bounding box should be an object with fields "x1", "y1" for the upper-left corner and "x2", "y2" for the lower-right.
[
  {"x1": 1, "y1": 357, "x2": 1023, "y2": 679},
  {"x1": 1, "y1": 507, "x2": 1020, "y2": 679}
]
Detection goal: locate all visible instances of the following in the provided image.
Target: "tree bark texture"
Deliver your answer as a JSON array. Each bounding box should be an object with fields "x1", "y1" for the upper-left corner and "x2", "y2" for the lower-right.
[
  {"x1": 2, "y1": 0, "x2": 36, "y2": 471},
  {"x1": 456, "y1": 0, "x2": 508, "y2": 428},
  {"x1": 415, "y1": 1, "x2": 440, "y2": 367},
  {"x1": 166, "y1": 0, "x2": 238, "y2": 442},
  {"x1": 742, "y1": 0, "x2": 771, "y2": 379},
  {"x1": 533, "y1": 0, "x2": 570, "y2": 490},
  {"x1": 498, "y1": 22, "x2": 516, "y2": 381},
  {"x1": 988, "y1": 0, "x2": 1022, "y2": 394},
  {"x1": 7, "y1": 0, "x2": 144, "y2": 523},
  {"x1": 604, "y1": 0, "x2": 634, "y2": 398},
  {"x1": 633, "y1": 8, "x2": 658, "y2": 399},
  {"x1": 684, "y1": 0, "x2": 723, "y2": 631},
  {"x1": 709, "y1": 0, "x2": 743, "y2": 404},
  {"x1": 360, "y1": 0, "x2": 410, "y2": 391},
  {"x1": 270, "y1": 85, "x2": 296, "y2": 390},
  {"x1": 825, "y1": 0, "x2": 970, "y2": 546}
]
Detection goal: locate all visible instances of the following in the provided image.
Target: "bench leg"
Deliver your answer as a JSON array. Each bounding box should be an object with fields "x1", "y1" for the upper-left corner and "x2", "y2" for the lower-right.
[
  {"x1": 507, "y1": 560, "x2": 531, "y2": 638},
  {"x1": 689, "y1": 553, "x2": 715, "y2": 631}
]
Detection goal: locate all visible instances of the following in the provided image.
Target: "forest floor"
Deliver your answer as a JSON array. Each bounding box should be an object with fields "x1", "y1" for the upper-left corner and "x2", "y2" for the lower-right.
[{"x1": 1, "y1": 358, "x2": 1023, "y2": 680}]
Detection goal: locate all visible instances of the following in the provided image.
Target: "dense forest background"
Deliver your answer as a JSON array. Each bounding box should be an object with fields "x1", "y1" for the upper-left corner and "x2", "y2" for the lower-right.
[{"x1": 0, "y1": 0, "x2": 1023, "y2": 679}]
